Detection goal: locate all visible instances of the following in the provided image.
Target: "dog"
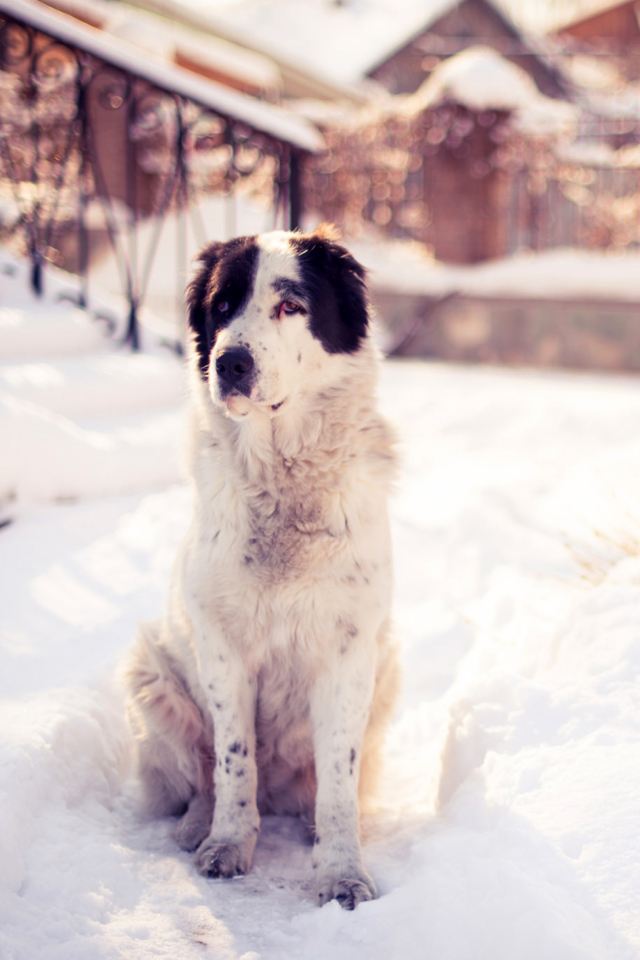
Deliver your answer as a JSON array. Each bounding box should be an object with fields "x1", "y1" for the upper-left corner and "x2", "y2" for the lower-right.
[{"x1": 126, "y1": 225, "x2": 399, "y2": 910}]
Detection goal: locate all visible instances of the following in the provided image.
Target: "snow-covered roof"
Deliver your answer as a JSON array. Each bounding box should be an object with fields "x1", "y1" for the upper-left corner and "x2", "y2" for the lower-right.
[
  {"x1": 157, "y1": 0, "x2": 564, "y2": 91},
  {"x1": 43, "y1": 0, "x2": 283, "y2": 97},
  {"x1": 406, "y1": 47, "x2": 577, "y2": 136},
  {"x1": 0, "y1": 0, "x2": 324, "y2": 153},
  {"x1": 142, "y1": 0, "x2": 461, "y2": 88}
]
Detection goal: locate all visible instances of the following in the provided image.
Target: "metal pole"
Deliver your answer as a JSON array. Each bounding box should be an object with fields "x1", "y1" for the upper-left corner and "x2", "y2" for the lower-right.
[
  {"x1": 125, "y1": 78, "x2": 139, "y2": 350},
  {"x1": 289, "y1": 150, "x2": 301, "y2": 231},
  {"x1": 78, "y1": 78, "x2": 89, "y2": 310}
]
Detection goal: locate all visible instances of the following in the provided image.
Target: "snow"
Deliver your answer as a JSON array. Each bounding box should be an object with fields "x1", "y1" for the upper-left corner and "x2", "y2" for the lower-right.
[
  {"x1": 175, "y1": 0, "x2": 579, "y2": 87},
  {"x1": 406, "y1": 47, "x2": 578, "y2": 137},
  {"x1": 557, "y1": 141, "x2": 640, "y2": 169},
  {"x1": 0, "y1": 248, "x2": 186, "y2": 507},
  {"x1": 351, "y1": 237, "x2": 640, "y2": 303},
  {"x1": 3, "y1": 250, "x2": 640, "y2": 958},
  {"x1": 175, "y1": 0, "x2": 457, "y2": 87}
]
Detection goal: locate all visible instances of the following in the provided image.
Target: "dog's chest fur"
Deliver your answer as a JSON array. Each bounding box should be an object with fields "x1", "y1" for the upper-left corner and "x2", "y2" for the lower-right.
[{"x1": 185, "y1": 373, "x2": 394, "y2": 670}]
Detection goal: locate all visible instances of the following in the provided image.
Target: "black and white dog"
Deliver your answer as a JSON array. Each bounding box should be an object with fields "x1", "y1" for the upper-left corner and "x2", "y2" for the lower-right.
[{"x1": 127, "y1": 226, "x2": 399, "y2": 910}]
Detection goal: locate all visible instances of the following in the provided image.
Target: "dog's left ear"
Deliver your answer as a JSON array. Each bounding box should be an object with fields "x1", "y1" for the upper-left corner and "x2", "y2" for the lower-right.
[
  {"x1": 293, "y1": 225, "x2": 369, "y2": 355},
  {"x1": 186, "y1": 242, "x2": 225, "y2": 378}
]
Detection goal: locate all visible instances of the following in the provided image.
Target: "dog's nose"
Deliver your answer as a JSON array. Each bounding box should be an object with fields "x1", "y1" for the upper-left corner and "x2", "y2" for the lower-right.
[{"x1": 215, "y1": 347, "x2": 254, "y2": 391}]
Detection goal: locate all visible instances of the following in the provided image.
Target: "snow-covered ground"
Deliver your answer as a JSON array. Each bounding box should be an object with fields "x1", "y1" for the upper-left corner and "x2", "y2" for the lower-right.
[
  {"x1": 2, "y1": 254, "x2": 640, "y2": 960},
  {"x1": 352, "y1": 236, "x2": 640, "y2": 304}
]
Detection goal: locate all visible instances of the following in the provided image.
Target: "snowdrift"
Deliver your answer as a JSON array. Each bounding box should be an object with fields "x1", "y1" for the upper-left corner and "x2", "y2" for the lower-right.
[{"x1": 1, "y1": 259, "x2": 640, "y2": 958}]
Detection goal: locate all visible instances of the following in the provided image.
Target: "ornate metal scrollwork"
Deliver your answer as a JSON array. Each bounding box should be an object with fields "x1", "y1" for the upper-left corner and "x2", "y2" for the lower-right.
[
  {"x1": 0, "y1": 9, "x2": 294, "y2": 348},
  {"x1": 0, "y1": 19, "x2": 32, "y2": 68},
  {"x1": 93, "y1": 69, "x2": 130, "y2": 112}
]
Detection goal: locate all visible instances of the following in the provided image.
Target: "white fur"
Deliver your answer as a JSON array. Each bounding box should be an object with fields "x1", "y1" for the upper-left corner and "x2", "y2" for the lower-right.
[{"x1": 126, "y1": 233, "x2": 400, "y2": 910}]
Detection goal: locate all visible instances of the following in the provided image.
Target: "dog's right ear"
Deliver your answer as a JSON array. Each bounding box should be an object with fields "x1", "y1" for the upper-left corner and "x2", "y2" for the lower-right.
[{"x1": 186, "y1": 242, "x2": 225, "y2": 378}]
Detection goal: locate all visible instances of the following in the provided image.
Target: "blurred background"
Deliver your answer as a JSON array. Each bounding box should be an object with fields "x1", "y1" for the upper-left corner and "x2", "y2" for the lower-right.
[{"x1": 1, "y1": 0, "x2": 640, "y2": 368}]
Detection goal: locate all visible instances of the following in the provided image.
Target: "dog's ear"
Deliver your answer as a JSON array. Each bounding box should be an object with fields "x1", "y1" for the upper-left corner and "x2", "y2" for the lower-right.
[
  {"x1": 186, "y1": 242, "x2": 225, "y2": 378},
  {"x1": 293, "y1": 225, "x2": 369, "y2": 355}
]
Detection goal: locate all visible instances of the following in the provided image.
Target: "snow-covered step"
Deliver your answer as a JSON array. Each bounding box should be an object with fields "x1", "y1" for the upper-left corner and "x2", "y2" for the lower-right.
[
  {"x1": 0, "y1": 351, "x2": 186, "y2": 419},
  {"x1": 2, "y1": 393, "x2": 185, "y2": 504}
]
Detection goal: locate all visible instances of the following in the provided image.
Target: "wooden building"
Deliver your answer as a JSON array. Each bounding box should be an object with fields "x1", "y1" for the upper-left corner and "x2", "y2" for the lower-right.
[
  {"x1": 303, "y1": 47, "x2": 576, "y2": 264},
  {"x1": 366, "y1": 0, "x2": 568, "y2": 99}
]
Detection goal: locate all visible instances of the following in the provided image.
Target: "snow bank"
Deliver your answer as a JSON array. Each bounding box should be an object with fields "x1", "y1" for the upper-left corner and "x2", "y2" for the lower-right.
[
  {"x1": 1, "y1": 248, "x2": 187, "y2": 509},
  {"x1": 351, "y1": 237, "x2": 640, "y2": 303},
  {"x1": 0, "y1": 301, "x2": 110, "y2": 361},
  {"x1": 1, "y1": 353, "x2": 186, "y2": 418},
  {"x1": 1, "y1": 246, "x2": 127, "y2": 349},
  {"x1": 2, "y1": 228, "x2": 640, "y2": 959},
  {"x1": 1, "y1": 394, "x2": 185, "y2": 502},
  {"x1": 2, "y1": 360, "x2": 640, "y2": 958},
  {"x1": 0, "y1": 681, "x2": 129, "y2": 895}
]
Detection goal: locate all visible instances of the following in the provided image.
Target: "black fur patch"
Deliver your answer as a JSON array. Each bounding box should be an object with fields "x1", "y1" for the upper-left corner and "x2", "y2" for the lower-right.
[
  {"x1": 186, "y1": 228, "x2": 368, "y2": 380},
  {"x1": 186, "y1": 237, "x2": 259, "y2": 378},
  {"x1": 291, "y1": 228, "x2": 369, "y2": 355}
]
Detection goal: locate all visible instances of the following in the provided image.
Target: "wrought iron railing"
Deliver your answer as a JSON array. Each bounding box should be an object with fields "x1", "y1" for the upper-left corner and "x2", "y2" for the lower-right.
[{"x1": 0, "y1": 2, "x2": 317, "y2": 348}]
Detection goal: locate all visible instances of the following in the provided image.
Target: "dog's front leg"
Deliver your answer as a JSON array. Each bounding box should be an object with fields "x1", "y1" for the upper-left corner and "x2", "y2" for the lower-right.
[
  {"x1": 309, "y1": 643, "x2": 377, "y2": 910},
  {"x1": 194, "y1": 649, "x2": 260, "y2": 879}
]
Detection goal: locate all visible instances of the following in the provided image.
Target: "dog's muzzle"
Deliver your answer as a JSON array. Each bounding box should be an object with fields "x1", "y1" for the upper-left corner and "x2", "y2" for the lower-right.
[{"x1": 215, "y1": 347, "x2": 254, "y2": 398}]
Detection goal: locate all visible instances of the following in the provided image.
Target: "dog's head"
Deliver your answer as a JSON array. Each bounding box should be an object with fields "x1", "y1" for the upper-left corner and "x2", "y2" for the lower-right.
[{"x1": 186, "y1": 226, "x2": 369, "y2": 420}]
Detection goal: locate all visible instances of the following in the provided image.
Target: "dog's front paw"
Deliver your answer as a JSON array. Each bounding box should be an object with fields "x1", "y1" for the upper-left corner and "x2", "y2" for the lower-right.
[
  {"x1": 195, "y1": 839, "x2": 251, "y2": 878},
  {"x1": 317, "y1": 870, "x2": 377, "y2": 910}
]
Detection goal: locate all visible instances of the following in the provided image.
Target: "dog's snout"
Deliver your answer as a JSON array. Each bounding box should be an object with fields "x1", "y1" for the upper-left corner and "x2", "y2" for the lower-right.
[{"x1": 215, "y1": 348, "x2": 254, "y2": 391}]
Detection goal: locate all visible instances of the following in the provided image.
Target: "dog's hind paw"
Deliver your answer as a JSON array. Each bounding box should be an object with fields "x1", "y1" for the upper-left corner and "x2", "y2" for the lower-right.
[
  {"x1": 176, "y1": 813, "x2": 211, "y2": 852},
  {"x1": 175, "y1": 795, "x2": 214, "y2": 852},
  {"x1": 194, "y1": 840, "x2": 248, "y2": 879},
  {"x1": 317, "y1": 873, "x2": 377, "y2": 910}
]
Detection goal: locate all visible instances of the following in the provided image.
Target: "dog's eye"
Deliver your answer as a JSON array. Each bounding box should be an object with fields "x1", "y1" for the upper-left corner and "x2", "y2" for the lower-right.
[
  {"x1": 279, "y1": 301, "x2": 300, "y2": 319},
  {"x1": 217, "y1": 300, "x2": 229, "y2": 314}
]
